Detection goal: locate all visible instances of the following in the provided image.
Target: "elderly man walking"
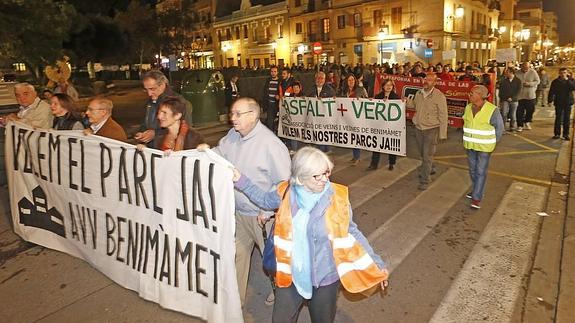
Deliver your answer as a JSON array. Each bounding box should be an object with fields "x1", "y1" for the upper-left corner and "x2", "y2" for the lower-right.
[
  {"x1": 463, "y1": 85, "x2": 504, "y2": 209},
  {"x1": 212, "y1": 97, "x2": 291, "y2": 306},
  {"x1": 407, "y1": 73, "x2": 448, "y2": 190},
  {"x1": 6, "y1": 83, "x2": 53, "y2": 128}
]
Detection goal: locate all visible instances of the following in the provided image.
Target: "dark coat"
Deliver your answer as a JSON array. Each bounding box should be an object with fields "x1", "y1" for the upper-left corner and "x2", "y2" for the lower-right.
[
  {"x1": 374, "y1": 91, "x2": 400, "y2": 100},
  {"x1": 498, "y1": 76, "x2": 522, "y2": 102},
  {"x1": 548, "y1": 77, "x2": 575, "y2": 107},
  {"x1": 306, "y1": 84, "x2": 336, "y2": 98}
]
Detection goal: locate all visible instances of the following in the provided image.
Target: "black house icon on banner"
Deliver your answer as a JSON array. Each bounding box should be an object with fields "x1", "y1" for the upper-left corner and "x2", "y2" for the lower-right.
[{"x1": 18, "y1": 186, "x2": 66, "y2": 238}]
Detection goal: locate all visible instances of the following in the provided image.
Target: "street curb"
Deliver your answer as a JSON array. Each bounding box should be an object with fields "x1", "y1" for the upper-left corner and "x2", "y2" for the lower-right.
[{"x1": 556, "y1": 121, "x2": 575, "y2": 322}]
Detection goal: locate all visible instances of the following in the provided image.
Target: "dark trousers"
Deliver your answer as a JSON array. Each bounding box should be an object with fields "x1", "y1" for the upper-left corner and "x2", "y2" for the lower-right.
[
  {"x1": 415, "y1": 127, "x2": 439, "y2": 184},
  {"x1": 266, "y1": 104, "x2": 279, "y2": 134},
  {"x1": 370, "y1": 152, "x2": 397, "y2": 167},
  {"x1": 554, "y1": 104, "x2": 573, "y2": 137},
  {"x1": 517, "y1": 99, "x2": 536, "y2": 126},
  {"x1": 272, "y1": 281, "x2": 340, "y2": 323}
]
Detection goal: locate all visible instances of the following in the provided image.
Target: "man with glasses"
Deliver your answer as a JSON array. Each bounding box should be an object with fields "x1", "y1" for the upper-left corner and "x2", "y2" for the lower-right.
[
  {"x1": 212, "y1": 97, "x2": 291, "y2": 307},
  {"x1": 135, "y1": 70, "x2": 193, "y2": 147},
  {"x1": 84, "y1": 98, "x2": 127, "y2": 142}
]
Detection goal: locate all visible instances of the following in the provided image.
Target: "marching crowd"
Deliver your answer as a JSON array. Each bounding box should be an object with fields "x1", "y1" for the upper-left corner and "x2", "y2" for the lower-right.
[{"x1": 2, "y1": 58, "x2": 574, "y2": 322}]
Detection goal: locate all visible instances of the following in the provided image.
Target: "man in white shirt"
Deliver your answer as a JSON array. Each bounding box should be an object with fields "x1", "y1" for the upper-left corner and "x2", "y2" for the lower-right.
[{"x1": 6, "y1": 83, "x2": 53, "y2": 128}]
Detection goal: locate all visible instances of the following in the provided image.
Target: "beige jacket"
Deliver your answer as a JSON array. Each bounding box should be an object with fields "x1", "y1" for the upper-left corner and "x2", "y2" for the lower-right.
[
  {"x1": 407, "y1": 88, "x2": 448, "y2": 139},
  {"x1": 18, "y1": 97, "x2": 53, "y2": 129}
]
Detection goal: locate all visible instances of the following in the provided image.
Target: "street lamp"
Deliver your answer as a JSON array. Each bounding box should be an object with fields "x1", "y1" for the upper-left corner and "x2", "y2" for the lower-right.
[
  {"x1": 499, "y1": 26, "x2": 507, "y2": 33},
  {"x1": 377, "y1": 27, "x2": 387, "y2": 65},
  {"x1": 155, "y1": 54, "x2": 160, "y2": 67},
  {"x1": 271, "y1": 41, "x2": 278, "y2": 66},
  {"x1": 455, "y1": 5, "x2": 464, "y2": 18}
]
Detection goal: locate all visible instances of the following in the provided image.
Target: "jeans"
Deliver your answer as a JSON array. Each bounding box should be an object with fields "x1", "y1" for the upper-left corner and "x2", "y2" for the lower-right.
[
  {"x1": 352, "y1": 148, "x2": 360, "y2": 160},
  {"x1": 517, "y1": 99, "x2": 536, "y2": 127},
  {"x1": 272, "y1": 281, "x2": 340, "y2": 323},
  {"x1": 536, "y1": 88, "x2": 548, "y2": 106},
  {"x1": 466, "y1": 149, "x2": 491, "y2": 201},
  {"x1": 554, "y1": 104, "x2": 573, "y2": 137},
  {"x1": 499, "y1": 100, "x2": 518, "y2": 130},
  {"x1": 370, "y1": 152, "x2": 397, "y2": 167},
  {"x1": 415, "y1": 127, "x2": 439, "y2": 185}
]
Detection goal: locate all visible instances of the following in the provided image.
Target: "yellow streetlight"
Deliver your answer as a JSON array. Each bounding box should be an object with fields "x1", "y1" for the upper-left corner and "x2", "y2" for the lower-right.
[{"x1": 455, "y1": 5, "x2": 464, "y2": 18}]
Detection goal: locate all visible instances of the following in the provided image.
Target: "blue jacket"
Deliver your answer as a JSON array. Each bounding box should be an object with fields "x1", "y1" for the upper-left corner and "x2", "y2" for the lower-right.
[{"x1": 234, "y1": 176, "x2": 386, "y2": 287}]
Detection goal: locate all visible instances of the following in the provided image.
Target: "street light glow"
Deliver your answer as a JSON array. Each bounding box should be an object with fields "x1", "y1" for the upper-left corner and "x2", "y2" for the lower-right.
[
  {"x1": 455, "y1": 5, "x2": 464, "y2": 18},
  {"x1": 272, "y1": 41, "x2": 278, "y2": 49},
  {"x1": 297, "y1": 44, "x2": 305, "y2": 54},
  {"x1": 521, "y1": 29, "x2": 530, "y2": 40},
  {"x1": 499, "y1": 26, "x2": 507, "y2": 33},
  {"x1": 378, "y1": 28, "x2": 387, "y2": 40}
]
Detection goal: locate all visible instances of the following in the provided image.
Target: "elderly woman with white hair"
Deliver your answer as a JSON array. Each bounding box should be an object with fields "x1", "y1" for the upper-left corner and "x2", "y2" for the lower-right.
[{"x1": 232, "y1": 146, "x2": 389, "y2": 323}]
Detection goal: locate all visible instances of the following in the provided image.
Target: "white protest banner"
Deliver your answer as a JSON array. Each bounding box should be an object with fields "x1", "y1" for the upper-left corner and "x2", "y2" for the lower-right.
[
  {"x1": 496, "y1": 48, "x2": 517, "y2": 62},
  {"x1": 278, "y1": 97, "x2": 406, "y2": 155},
  {"x1": 5, "y1": 122, "x2": 242, "y2": 323}
]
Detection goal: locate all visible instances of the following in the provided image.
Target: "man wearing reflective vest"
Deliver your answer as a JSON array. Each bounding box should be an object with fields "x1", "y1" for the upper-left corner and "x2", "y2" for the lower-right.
[{"x1": 463, "y1": 85, "x2": 504, "y2": 209}]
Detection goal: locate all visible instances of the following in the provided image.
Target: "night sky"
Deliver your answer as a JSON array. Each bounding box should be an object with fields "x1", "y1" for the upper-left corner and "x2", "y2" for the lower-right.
[{"x1": 543, "y1": 0, "x2": 575, "y2": 45}]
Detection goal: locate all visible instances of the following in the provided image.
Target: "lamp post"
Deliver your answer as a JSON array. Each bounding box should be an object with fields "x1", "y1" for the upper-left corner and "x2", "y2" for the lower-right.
[
  {"x1": 155, "y1": 54, "x2": 161, "y2": 68},
  {"x1": 377, "y1": 27, "x2": 387, "y2": 65},
  {"x1": 272, "y1": 41, "x2": 278, "y2": 66}
]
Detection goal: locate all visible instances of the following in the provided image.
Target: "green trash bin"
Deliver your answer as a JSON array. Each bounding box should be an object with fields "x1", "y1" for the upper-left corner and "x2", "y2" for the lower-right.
[{"x1": 180, "y1": 70, "x2": 226, "y2": 125}]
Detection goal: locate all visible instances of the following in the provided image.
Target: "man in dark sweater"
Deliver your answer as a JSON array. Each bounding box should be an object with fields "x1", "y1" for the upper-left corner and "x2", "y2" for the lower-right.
[
  {"x1": 263, "y1": 66, "x2": 280, "y2": 133},
  {"x1": 498, "y1": 67, "x2": 522, "y2": 131},
  {"x1": 548, "y1": 68, "x2": 575, "y2": 140}
]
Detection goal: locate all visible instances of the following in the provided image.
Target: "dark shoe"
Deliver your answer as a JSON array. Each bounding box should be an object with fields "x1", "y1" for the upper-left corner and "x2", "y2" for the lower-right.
[
  {"x1": 418, "y1": 183, "x2": 428, "y2": 191},
  {"x1": 465, "y1": 192, "x2": 472, "y2": 199},
  {"x1": 553, "y1": 135, "x2": 560, "y2": 139},
  {"x1": 388, "y1": 164, "x2": 395, "y2": 171},
  {"x1": 367, "y1": 164, "x2": 378, "y2": 171},
  {"x1": 430, "y1": 168, "x2": 437, "y2": 175},
  {"x1": 563, "y1": 136, "x2": 570, "y2": 141},
  {"x1": 470, "y1": 199, "x2": 481, "y2": 209}
]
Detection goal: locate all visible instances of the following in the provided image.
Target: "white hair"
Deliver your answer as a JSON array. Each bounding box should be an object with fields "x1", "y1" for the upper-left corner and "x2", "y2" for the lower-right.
[
  {"x1": 290, "y1": 146, "x2": 333, "y2": 185},
  {"x1": 14, "y1": 82, "x2": 36, "y2": 92}
]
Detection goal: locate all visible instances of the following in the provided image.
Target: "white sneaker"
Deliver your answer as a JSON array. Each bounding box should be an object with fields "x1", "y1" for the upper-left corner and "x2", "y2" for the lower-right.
[
  {"x1": 525, "y1": 122, "x2": 532, "y2": 130},
  {"x1": 516, "y1": 127, "x2": 523, "y2": 132}
]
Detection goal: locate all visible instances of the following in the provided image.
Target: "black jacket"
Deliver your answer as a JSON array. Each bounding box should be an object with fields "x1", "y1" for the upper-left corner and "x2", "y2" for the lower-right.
[
  {"x1": 375, "y1": 91, "x2": 400, "y2": 100},
  {"x1": 548, "y1": 77, "x2": 575, "y2": 106},
  {"x1": 498, "y1": 76, "x2": 522, "y2": 102}
]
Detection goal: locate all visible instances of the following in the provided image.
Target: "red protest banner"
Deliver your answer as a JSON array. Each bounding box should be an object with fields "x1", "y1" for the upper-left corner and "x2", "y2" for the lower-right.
[{"x1": 382, "y1": 73, "x2": 496, "y2": 128}]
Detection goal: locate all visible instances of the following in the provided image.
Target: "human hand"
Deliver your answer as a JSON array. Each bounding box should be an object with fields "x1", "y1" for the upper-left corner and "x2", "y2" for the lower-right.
[
  {"x1": 196, "y1": 143, "x2": 211, "y2": 151},
  {"x1": 507, "y1": 98, "x2": 512, "y2": 102},
  {"x1": 163, "y1": 149, "x2": 173, "y2": 157},
  {"x1": 135, "y1": 130, "x2": 155, "y2": 143},
  {"x1": 136, "y1": 144, "x2": 147, "y2": 151},
  {"x1": 5, "y1": 113, "x2": 18, "y2": 122},
  {"x1": 231, "y1": 167, "x2": 241, "y2": 182},
  {"x1": 83, "y1": 128, "x2": 93, "y2": 136},
  {"x1": 257, "y1": 213, "x2": 270, "y2": 227}
]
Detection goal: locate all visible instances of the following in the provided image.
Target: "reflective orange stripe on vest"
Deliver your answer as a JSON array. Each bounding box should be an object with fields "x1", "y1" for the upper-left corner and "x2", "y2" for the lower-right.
[{"x1": 274, "y1": 181, "x2": 389, "y2": 293}]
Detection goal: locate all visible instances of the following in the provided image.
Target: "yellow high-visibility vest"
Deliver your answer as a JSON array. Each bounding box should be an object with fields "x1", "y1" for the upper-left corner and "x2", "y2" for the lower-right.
[
  {"x1": 463, "y1": 101, "x2": 497, "y2": 152},
  {"x1": 273, "y1": 181, "x2": 388, "y2": 293}
]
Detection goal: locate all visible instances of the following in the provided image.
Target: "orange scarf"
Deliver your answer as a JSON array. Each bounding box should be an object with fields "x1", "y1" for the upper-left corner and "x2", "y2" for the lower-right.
[{"x1": 160, "y1": 120, "x2": 189, "y2": 151}]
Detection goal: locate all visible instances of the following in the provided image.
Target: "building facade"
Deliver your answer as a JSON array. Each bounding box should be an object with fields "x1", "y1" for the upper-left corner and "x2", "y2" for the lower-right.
[{"x1": 212, "y1": 0, "x2": 290, "y2": 68}]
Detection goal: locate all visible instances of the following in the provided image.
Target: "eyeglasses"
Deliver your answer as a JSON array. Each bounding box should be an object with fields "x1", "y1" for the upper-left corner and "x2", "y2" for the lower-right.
[
  {"x1": 312, "y1": 170, "x2": 331, "y2": 181},
  {"x1": 229, "y1": 110, "x2": 254, "y2": 118}
]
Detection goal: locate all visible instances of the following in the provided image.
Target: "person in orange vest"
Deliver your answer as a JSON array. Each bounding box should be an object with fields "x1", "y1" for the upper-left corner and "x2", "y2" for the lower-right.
[{"x1": 232, "y1": 146, "x2": 389, "y2": 322}]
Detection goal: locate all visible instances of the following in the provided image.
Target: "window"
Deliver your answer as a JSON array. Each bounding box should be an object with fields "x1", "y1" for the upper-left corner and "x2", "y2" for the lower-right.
[
  {"x1": 295, "y1": 22, "x2": 303, "y2": 34},
  {"x1": 226, "y1": 28, "x2": 231, "y2": 40},
  {"x1": 243, "y1": 25, "x2": 248, "y2": 38},
  {"x1": 295, "y1": 0, "x2": 301, "y2": 7},
  {"x1": 373, "y1": 9, "x2": 383, "y2": 27},
  {"x1": 235, "y1": 26, "x2": 240, "y2": 39},
  {"x1": 278, "y1": 24, "x2": 284, "y2": 38},
  {"x1": 391, "y1": 7, "x2": 402, "y2": 29},
  {"x1": 252, "y1": 27, "x2": 258, "y2": 41},
  {"x1": 337, "y1": 15, "x2": 345, "y2": 29},
  {"x1": 354, "y1": 13, "x2": 361, "y2": 27},
  {"x1": 217, "y1": 30, "x2": 222, "y2": 42},
  {"x1": 321, "y1": 18, "x2": 330, "y2": 34},
  {"x1": 264, "y1": 26, "x2": 271, "y2": 40}
]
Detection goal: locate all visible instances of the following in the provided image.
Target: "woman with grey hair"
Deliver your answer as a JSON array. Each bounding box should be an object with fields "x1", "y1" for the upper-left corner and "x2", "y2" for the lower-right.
[{"x1": 232, "y1": 146, "x2": 389, "y2": 322}]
